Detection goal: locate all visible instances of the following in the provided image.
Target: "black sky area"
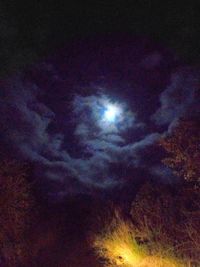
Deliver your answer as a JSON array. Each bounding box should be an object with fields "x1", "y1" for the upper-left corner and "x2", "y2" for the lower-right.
[{"x1": 1, "y1": 1, "x2": 200, "y2": 76}]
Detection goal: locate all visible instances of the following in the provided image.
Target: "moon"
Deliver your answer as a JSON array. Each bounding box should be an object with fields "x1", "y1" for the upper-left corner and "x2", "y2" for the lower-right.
[{"x1": 103, "y1": 103, "x2": 122, "y2": 123}]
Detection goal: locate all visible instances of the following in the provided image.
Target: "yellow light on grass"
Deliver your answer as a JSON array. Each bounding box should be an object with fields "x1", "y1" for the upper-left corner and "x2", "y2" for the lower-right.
[
  {"x1": 112, "y1": 244, "x2": 143, "y2": 266},
  {"x1": 92, "y1": 210, "x2": 185, "y2": 267},
  {"x1": 93, "y1": 211, "x2": 146, "y2": 266}
]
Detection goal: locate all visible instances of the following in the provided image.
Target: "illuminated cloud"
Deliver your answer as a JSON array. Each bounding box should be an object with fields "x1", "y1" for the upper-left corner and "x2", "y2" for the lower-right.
[
  {"x1": 73, "y1": 94, "x2": 134, "y2": 138},
  {"x1": 152, "y1": 67, "x2": 200, "y2": 130},
  {"x1": 1, "y1": 45, "x2": 198, "y2": 199},
  {"x1": 0, "y1": 77, "x2": 157, "y2": 197}
]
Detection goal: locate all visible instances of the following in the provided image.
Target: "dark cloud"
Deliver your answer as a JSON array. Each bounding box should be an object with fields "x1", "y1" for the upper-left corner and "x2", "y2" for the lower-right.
[
  {"x1": 152, "y1": 67, "x2": 200, "y2": 130},
  {"x1": 0, "y1": 76, "x2": 54, "y2": 163}
]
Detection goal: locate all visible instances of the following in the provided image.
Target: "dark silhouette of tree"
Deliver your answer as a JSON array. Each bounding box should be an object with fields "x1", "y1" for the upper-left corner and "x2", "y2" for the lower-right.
[
  {"x1": 130, "y1": 182, "x2": 200, "y2": 266},
  {"x1": 130, "y1": 183, "x2": 177, "y2": 253},
  {"x1": 0, "y1": 160, "x2": 34, "y2": 267},
  {"x1": 160, "y1": 119, "x2": 200, "y2": 185}
]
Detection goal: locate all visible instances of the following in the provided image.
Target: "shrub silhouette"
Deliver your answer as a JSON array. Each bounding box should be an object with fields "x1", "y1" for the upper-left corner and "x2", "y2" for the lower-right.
[{"x1": 0, "y1": 160, "x2": 34, "y2": 267}]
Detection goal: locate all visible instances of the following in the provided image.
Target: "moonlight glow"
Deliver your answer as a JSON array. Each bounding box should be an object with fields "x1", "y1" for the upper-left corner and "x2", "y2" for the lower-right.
[{"x1": 103, "y1": 104, "x2": 122, "y2": 123}]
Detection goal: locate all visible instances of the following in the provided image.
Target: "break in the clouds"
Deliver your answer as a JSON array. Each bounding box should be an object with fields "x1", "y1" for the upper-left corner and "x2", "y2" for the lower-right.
[
  {"x1": 0, "y1": 37, "x2": 199, "y2": 198},
  {"x1": 73, "y1": 94, "x2": 135, "y2": 141}
]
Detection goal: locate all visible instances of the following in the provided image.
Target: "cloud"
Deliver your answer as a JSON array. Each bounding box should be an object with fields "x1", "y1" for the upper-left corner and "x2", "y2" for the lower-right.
[
  {"x1": 0, "y1": 74, "x2": 162, "y2": 198},
  {"x1": 152, "y1": 67, "x2": 200, "y2": 130},
  {"x1": 73, "y1": 94, "x2": 136, "y2": 138},
  {"x1": 0, "y1": 76, "x2": 53, "y2": 161},
  {"x1": 2, "y1": 59, "x2": 199, "y2": 199}
]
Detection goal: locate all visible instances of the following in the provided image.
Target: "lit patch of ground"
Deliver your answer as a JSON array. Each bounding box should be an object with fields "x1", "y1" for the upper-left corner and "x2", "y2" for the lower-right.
[{"x1": 92, "y1": 211, "x2": 185, "y2": 267}]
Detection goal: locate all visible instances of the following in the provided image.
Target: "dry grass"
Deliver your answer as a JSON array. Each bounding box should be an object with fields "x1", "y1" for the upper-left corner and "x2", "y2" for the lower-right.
[{"x1": 92, "y1": 210, "x2": 186, "y2": 267}]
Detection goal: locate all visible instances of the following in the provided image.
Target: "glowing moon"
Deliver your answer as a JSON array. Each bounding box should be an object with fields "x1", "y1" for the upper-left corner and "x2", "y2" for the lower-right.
[{"x1": 103, "y1": 104, "x2": 122, "y2": 123}]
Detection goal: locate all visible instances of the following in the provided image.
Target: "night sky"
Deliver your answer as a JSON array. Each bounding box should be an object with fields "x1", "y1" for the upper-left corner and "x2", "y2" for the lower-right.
[{"x1": 0, "y1": 1, "x2": 200, "y2": 202}]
